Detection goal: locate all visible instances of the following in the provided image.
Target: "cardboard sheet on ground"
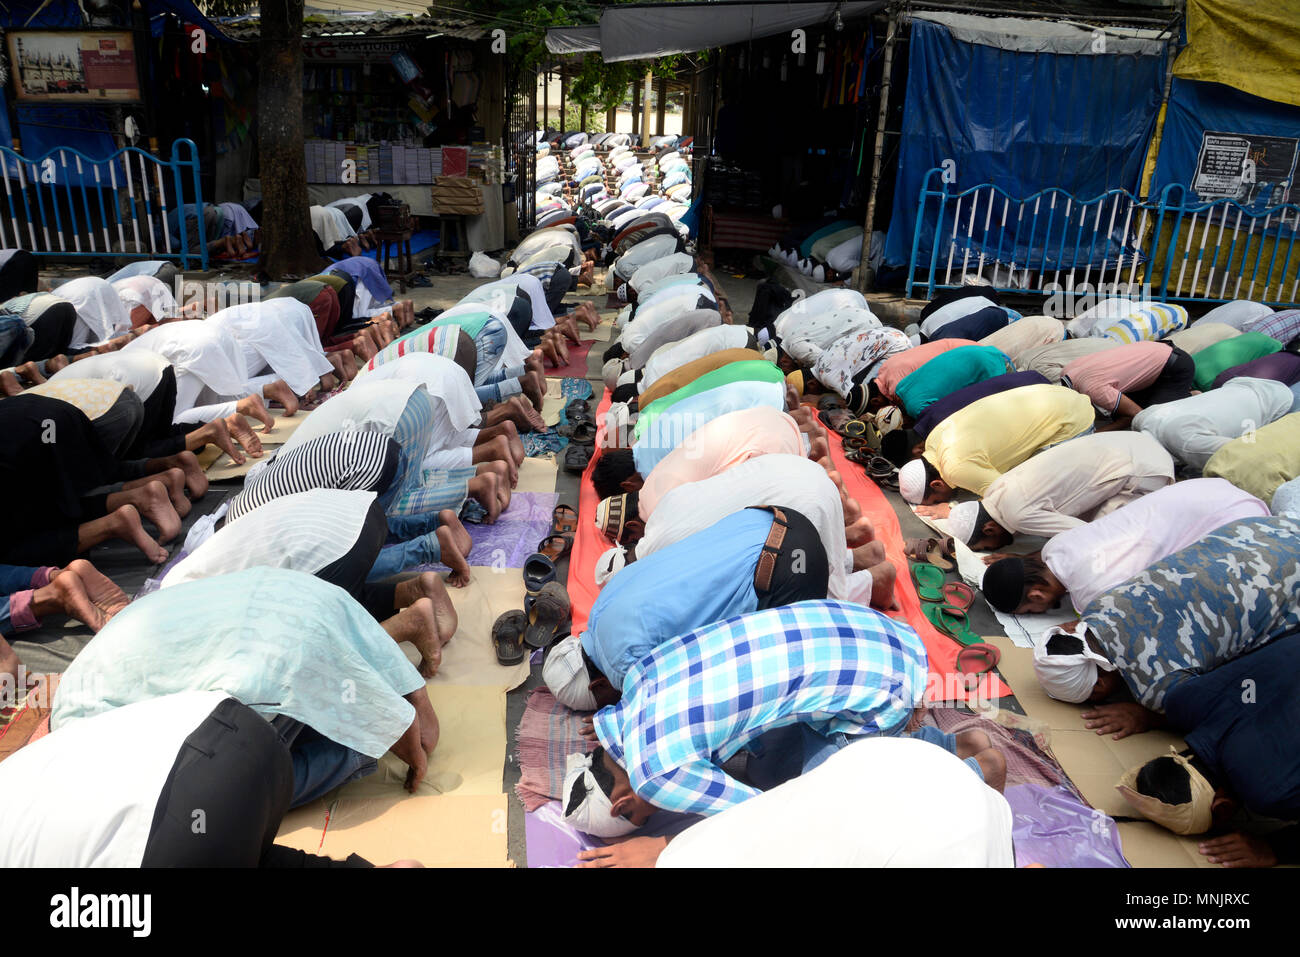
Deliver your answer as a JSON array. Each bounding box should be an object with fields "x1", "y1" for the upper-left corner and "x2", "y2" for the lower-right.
[
  {"x1": 908, "y1": 507, "x2": 1075, "y2": 647},
  {"x1": 826, "y1": 430, "x2": 1010, "y2": 701},
  {"x1": 276, "y1": 792, "x2": 511, "y2": 867},
  {"x1": 199, "y1": 409, "x2": 312, "y2": 480},
  {"x1": 429, "y1": 570, "x2": 533, "y2": 690},
  {"x1": 985, "y1": 633, "x2": 1211, "y2": 867},
  {"x1": 336, "y1": 683, "x2": 506, "y2": 798}
]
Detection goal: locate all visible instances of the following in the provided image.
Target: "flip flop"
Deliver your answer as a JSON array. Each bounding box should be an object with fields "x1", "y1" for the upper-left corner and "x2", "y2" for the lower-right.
[
  {"x1": 551, "y1": 504, "x2": 578, "y2": 536},
  {"x1": 818, "y1": 394, "x2": 846, "y2": 411},
  {"x1": 559, "y1": 421, "x2": 598, "y2": 445},
  {"x1": 922, "y1": 603, "x2": 982, "y2": 647},
  {"x1": 523, "y1": 581, "x2": 572, "y2": 649},
  {"x1": 903, "y1": 537, "x2": 954, "y2": 571},
  {"x1": 956, "y1": 642, "x2": 1002, "y2": 675},
  {"x1": 537, "y1": 533, "x2": 573, "y2": 562},
  {"x1": 523, "y1": 553, "x2": 557, "y2": 594},
  {"x1": 942, "y1": 581, "x2": 975, "y2": 612},
  {"x1": 910, "y1": 561, "x2": 945, "y2": 602},
  {"x1": 563, "y1": 444, "x2": 592, "y2": 473},
  {"x1": 492, "y1": 610, "x2": 528, "y2": 666},
  {"x1": 564, "y1": 399, "x2": 591, "y2": 419},
  {"x1": 818, "y1": 408, "x2": 853, "y2": 433}
]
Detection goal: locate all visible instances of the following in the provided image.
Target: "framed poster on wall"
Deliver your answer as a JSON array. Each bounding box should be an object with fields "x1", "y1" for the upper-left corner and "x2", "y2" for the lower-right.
[{"x1": 7, "y1": 31, "x2": 140, "y2": 103}]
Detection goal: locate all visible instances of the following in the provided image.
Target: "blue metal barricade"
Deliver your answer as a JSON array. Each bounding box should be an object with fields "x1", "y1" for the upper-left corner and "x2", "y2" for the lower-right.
[
  {"x1": 0, "y1": 138, "x2": 208, "y2": 271},
  {"x1": 906, "y1": 167, "x2": 1300, "y2": 309}
]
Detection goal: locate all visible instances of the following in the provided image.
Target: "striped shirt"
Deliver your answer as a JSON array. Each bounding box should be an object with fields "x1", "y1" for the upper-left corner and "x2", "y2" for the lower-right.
[
  {"x1": 593, "y1": 600, "x2": 929, "y2": 817},
  {"x1": 1092, "y1": 302, "x2": 1187, "y2": 344},
  {"x1": 225, "y1": 430, "x2": 399, "y2": 523},
  {"x1": 366, "y1": 326, "x2": 463, "y2": 372},
  {"x1": 1250, "y1": 309, "x2": 1300, "y2": 346}
]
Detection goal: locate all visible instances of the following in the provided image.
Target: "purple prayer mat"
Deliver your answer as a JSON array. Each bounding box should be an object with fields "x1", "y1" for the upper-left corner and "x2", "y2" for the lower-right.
[
  {"x1": 420, "y1": 491, "x2": 559, "y2": 573},
  {"x1": 1006, "y1": 783, "x2": 1130, "y2": 868},
  {"x1": 524, "y1": 801, "x2": 697, "y2": 868}
]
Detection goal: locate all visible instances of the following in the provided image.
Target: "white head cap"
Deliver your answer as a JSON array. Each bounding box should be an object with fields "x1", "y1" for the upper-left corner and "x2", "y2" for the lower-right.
[
  {"x1": 899, "y1": 459, "x2": 929, "y2": 504},
  {"x1": 594, "y1": 545, "x2": 627, "y2": 587},
  {"x1": 561, "y1": 751, "x2": 640, "y2": 838},
  {"x1": 543, "y1": 635, "x2": 598, "y2": 711},
  {"x1": 1032, "y1": 624, "x2": 1116, "y2": 703},
  {"x1": 603, "y1": 358, "x2": 624, "y2": 391},
  {"x1": 948, "y1": 500, "x2": 981, "y2": 545}
]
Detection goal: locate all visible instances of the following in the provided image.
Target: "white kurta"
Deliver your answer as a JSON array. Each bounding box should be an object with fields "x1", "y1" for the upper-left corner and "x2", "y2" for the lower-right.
[
  {"x1": 1132, "y1": 376, "x2": 1295, "y2": 469},
  {"x1": 658, "y1": 737, "x2": 1015, "y2": 868},
  {"x1": 59, "y1": 276, "x2": 133, "y2": 348},
  {"x1": 207, "y1": 300, "x2": 333, "y2": 396}
]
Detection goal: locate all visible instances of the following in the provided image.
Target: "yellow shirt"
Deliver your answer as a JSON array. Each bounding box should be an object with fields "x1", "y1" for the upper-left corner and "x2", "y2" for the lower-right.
[
  {"x1": 1203, "y1": 412, "x2": 1300, "y2": 504},
  {"x1": 28, "y1": 378, "x2": 126, "y2": 421},
  {"x1": 924, "y1": 383, "x2": 1096, "y2": 495}
]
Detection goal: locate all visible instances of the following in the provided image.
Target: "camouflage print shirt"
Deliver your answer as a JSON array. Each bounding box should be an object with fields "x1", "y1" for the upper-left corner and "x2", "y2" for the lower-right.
[{"x1": 1084, "y1": 516, "x2": 1300, "y2": 712}]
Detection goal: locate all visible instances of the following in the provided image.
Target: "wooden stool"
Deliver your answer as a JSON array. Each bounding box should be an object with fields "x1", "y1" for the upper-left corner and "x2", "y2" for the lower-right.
[
  {"x1": 434, "y1": 215, "x2": 469, "y2": 259},
  {"x1": 377, "y1": 227, "x2": 416, "y2": 292}
]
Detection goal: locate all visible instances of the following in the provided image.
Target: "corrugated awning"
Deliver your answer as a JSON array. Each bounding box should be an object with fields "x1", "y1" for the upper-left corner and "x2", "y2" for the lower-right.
[
  {"x1": 217, "y1": 8, "x2": 484, "y2": 41},
  {"x1": 546, "y1": 1, "x2": 885, "y2": 63}
]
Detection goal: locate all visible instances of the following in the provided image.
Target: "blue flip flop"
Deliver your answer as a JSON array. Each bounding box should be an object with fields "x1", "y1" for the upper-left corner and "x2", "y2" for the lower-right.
[{"x1": 523, "y1": 553, "x2": 557, "y2": 595}]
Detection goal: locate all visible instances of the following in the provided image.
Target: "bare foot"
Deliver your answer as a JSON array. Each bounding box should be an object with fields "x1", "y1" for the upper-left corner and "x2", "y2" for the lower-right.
[
  {"x1": 14, "y1": 361, "x2": 47, "y2": 384},
  {"x1": 525, "y1": 349, "x2": 545, "y2": 377},
  {"x1": 45, "y1": 353, "x2": 70, "y2": 374},
  {"x1": 468, "y1": 472, "x2": 504, "y2": 523},
  {"x1": 572, "y1": 301, "x2": 599, "y2": 330},
  {"x1": 37, "y1": 568, "x2": 108, "y2": 631},
  {"x1": 235, "y1": 393, "x2": 276, "y2": 433},
  {"x1": 521, "y1": 370, "x2": 545, "y2": 413},
  {"x1": 405, "y1": 688, "x2": 440, "y2": 756},
  {"x1": 159, "y1": 449, "x2": 208, "y2": 499},
  {"x1": 0, "y1": 370, "x2": 21, "y2": 396},
  {"x1": 225, "y1": 414, "x2": 265, "y2": 458},
  {"x1": 196, "y1": 416, "x2": 245, "y2": 466},
  {"x1": 130, "y1": 467, "x2": 190, "y2": 519},
  {"x1": 318, "y1": 372, "x2": 339, "y2": 393},
  {"x1": 104, "y1": 504, "x2": 169, "y2": 563},
  {"x1": 0, "y1": 636, "x2": 24, "y2": 691},
  {"x1": 852, "y1": 540, "x2": 886, "y2": 571},
  {"x1": 437, "y1": 508, "x2": 473, "y2": 556},
  {"x1": 352, "y1": 335, "x2": 377, "y2": 363},
  {"x1": 64, "y1": 559, "x2": 129, "y2": 625},
  {"x1": 845, "y1": 516, "x2": 874, "y2": 548},
  {"x1": 974, "y1": 747, "x2": 1007, "y2": 792},
  {"x1": 869, "y1": 561, "x2": 899, "y2": 611},
  {"x1": 393, "y1": 573, "x2": 458, "y2": 645},
  {"x1": 261, "y1": 380, "x2": 299, "y2": 417},
  {"x1": 435, "y1": 527, "x2": 472, "y2": 587},
  {"x1": 390, "y1": 717, "x2": 428, "y2": 793},
  {"x1": 382, "y1": 599, "x2": 443, "y2": 678},
  {"x1": 114, "y1": 481, "x2": 181, "y2": 543}
]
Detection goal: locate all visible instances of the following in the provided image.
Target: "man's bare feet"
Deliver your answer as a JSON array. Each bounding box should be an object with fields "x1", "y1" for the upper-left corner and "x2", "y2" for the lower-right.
[
  {"x1": 394, "y1": 572, "x2": 458, "y2": 645},
  {"x1": 155, "y1": 449, "x2": 208, "y2": 499},
  {"x1": 224, "y1": 414, "x2": 265, "y2": 458},
  {"x1": 437, "y1": 508, "x2": 473, "y2": 556},
  {"x1": 318, "y1": 372, "x2": 339, "y2": 394},
  {"x1": 44, "y1": 353, "x2": 70, "y2": 374},
  {"x1": 14, "y1": 360, "x2": 46, "y2": 384},
  {"x1": 852, "y1": 540, "x2": 886, "y2": 571},
  {"x1": 973, "y1": 747, "x2": 1007, "y2": 792},
  {"x1": 191, "y1": 416, "x2": 245, "y2": 465},
  {"x1": 521, "y1": 370, "x2": 546, "y2": 413},
  {"x1": 261, "y1": 380, "x2": 299, "y2": 417},
  {"x1": 382, "y1": 599, "x2": 444, "y2": 678},
  {"x1": 0, "y1": 370, "x2": 22, "y2": 396},
  {"x1": 845, "y1": 515, "x2": 874, "y2": 548},
  {"x1": 235, "y1": 393, "x2": 276, "y2": 433},
  {"x1": 390, "y1": 717, "x2": 428, "y2": 793},
  {"x1": 86, "y1": 504, "x2": 168, "y2": 563},
  {"x1": 869, "y1": 561, "x2": 898, "y2": 611},
  {"x1": 468, "y1": 472, "x2": 506, "y2": 523},
  {"x1": 64, "y1": 559, "x2": 130, "y2": 624},
  {"x1": 525, "y1": 349, "x2": 545, "y2": 377},
  {"x1": 124, "y1": 467, "x2": 191, "y2": 519},
  {"x1": 35, "y1": 567, "x2": 108, "y2": 631},
  {"x1": 110, "y1": 481, "x2": 181, "y2": 543},
  {"x1": 435, "y1": 527, "x2": 472, "y2": 587},
  {"x1": 352, "y1": 335, "x2": 377, "y2": 362}
]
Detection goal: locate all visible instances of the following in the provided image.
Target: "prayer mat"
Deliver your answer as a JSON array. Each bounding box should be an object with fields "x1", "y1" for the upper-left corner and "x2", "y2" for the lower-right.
[
  {"x1": 827, "y1": 429, "x2": 1011, "y2": 701},
  {"x1": 523, "y1": 800, "x2": 696, "y2": 868},
  {"x1": 546, "y1": 339, "x2": 596, "y2": 379},
  {"x1": 419, "y1": 491, "x2": 558, "y2": 573},
  {"x1": 199, "y1": 408, "x2": 313, "y2": 480},
  {"x1": 930, "y1": 707, "x2": 1076, "y2": 793},
  {"x1": 514, "y1": 687, "x2": 593, "y2": 811},
  {"x1": 1007, "y1": 784, "x2": 1129, "y2": 868}
]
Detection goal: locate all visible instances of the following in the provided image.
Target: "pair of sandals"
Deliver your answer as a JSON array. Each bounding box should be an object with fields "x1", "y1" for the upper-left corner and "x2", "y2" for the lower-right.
[
  {"x1": 493, "y1": 582, "x2": 572, "y2": 665},
  {"x1": 535, "y1": 504, "x2": 577, "y2": 564},
  {"x1": 560, "y1": 402, "x2": 596, "y2": 473},
  {"x1": 910, "y1": 560, "x2": 1001, "y2": 679}
]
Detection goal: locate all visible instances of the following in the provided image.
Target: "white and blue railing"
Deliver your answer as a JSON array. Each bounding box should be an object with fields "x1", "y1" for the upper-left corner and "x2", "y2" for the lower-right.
[
  {"x1": 0, "y1": 138, "x2": 208, "y2": 271},
  {"x1": 906, "y1": 167, "x2": 1300, "y2": 308}
]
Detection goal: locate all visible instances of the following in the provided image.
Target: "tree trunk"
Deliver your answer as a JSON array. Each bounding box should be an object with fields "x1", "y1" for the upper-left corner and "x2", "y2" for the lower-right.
[{"x1": 258, "y1": 0, "x2": 320, "y2": 279}]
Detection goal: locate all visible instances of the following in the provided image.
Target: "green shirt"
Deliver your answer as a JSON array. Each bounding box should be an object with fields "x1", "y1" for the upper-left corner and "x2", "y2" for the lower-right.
[
  {"x1": 894, "y1": 345, "x2": 1013, "y2": 418},
  {"x1": 634, "y1": 359, "x2": 786, "y2": 442},
  {"x1": 1193, "y1": 331, "x2": 1282, "y2": 391}
]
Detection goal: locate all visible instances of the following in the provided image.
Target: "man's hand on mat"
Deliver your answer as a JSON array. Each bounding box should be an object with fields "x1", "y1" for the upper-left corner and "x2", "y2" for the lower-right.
[
  {"x1": 1079, "y1": 702, "x2": 1151, "y2": 740},
  {"x1": 1198, "y1": 832, "x2": 1278, "y2": 869},
  {"x1": 915, "y1": 504, "x2": 951, "y2": 520},
  {"x1": 576, "y1": 835, "x2": 668, "y2": 868},
  {"x1": 579, "y1": 716, "x2": 598, "y2": 742}
]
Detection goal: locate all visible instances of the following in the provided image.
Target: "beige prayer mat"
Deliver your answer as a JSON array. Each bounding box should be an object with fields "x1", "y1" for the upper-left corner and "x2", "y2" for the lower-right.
[
  {"x1": 986, "y1": 635, "x2": 1214, "y2": 867},
  {"x1": 199, "y1": 409, "x2": 312, "y2": 480}
]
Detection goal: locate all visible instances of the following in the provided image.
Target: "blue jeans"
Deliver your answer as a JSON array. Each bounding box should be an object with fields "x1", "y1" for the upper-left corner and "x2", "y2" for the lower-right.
[
  {"x1": 743, "y1": 723, "x2": 854, "y2": 790},
  {"x1": 909, "y1": 725, "x2": 985, "y2": 781},
  {"x1": 386, "y1": 510, "x2": 444, "y2": 541},
  {"x1": 367, "y1": 531, "x2": 441, "y2": 582},
  {"x1": 287, "y1": 726, "x2": 377, "y2": 807}
]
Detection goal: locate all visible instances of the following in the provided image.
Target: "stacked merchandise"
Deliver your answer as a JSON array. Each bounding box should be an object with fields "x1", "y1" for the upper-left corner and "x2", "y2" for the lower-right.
[
  {"x1": 431, "y1": 176, "x2": 485, "y2": 215},
  {"x1": 304, "y1": 141, "x2": 445, "y2": 185}
]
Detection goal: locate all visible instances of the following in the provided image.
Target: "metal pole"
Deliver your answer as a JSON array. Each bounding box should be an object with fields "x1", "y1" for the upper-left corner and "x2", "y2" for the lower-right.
[
  {"x1": 641, "y1": 70, "x2": 653, "y2": 144},
  {"x1": 656, "y1": 76, "x2": 667, "y2": 136},
  {"x1": 857, "y1": 4, "x2": 899, "y2": 293}
]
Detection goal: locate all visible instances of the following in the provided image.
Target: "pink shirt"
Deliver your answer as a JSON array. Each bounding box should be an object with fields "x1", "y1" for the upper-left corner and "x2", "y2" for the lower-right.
[
  {"x1": 1061, "y1": 341, "x2": 1171, "y2": 415},
  {"x1": 637, "y1": 406, "x2": 805, "y2": 519},
  {"x1": 875, "y1": 339, "x2": 977, "y2": 399}
]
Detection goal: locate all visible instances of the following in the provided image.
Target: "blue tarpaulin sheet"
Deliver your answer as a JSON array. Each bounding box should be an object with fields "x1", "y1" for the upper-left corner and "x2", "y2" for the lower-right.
[
  {"x1": 1152, "y1": 77, "x2": 1300, "y2": 209},
  {"x1": 884, "y1": 18, "x2": 1166, "y2": 270}
]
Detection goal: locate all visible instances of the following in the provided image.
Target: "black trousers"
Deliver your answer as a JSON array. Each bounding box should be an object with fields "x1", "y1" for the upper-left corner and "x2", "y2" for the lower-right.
[
  {"x1": 752, "y1": 506, "x2": 831, "y2": 609},
  {"x1": 24, "y1": 300, "x2": 76, "y2": 361},
  {"x1": 315, "y1": 497, "x2": 399, "y2": 620},
  {"x1": 140, "y1": 698, "x2": 371, "y2": 868},
  {"x1": 127, "y1": 367, "x2": 189, "y2": 459},
  {"x1": 1130, "y1": 346, "x2": 1196, "y2": 408}
]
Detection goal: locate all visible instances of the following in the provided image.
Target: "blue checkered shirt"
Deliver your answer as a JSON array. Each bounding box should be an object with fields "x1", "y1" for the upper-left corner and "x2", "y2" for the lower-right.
[{"x1": 593, "y1": 599, "x2": 929, "y2": 817}]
